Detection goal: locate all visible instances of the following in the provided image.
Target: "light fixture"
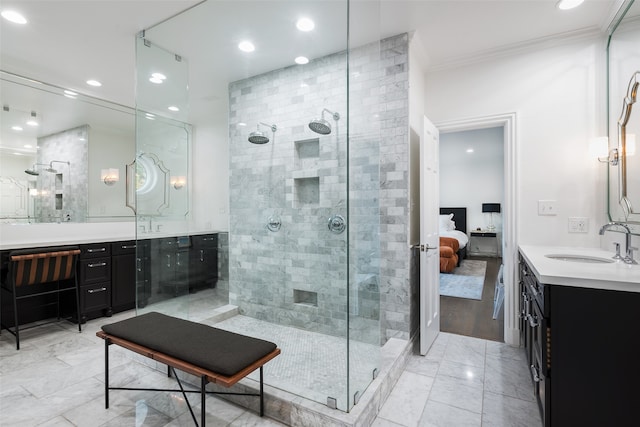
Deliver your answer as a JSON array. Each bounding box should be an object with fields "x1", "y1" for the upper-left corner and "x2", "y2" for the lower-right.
[
  {"x1": 170, "y1": 176, "x2": 186, "y2": 190},
  {"x1": 592, "y1": 137, "x2": 619, "y2": 165},
  {"x1": 466, "y1": 148, "x2": 474, "y2": 153},
  {"x1": 101, "y1": 168, "x2": 119, "y2": 186},
  {"x1": 296, "y1": 17, "x2": 315, "y2": 31},
  {"x1": 238, "y1": 41, "x2": 255, "y2": 52},
  {"x1": 11, "y1": 125, "x2": 23, "y2": 132},
  {"x1": 168, "y1": 106, "x2": 180, "y2": 112},
  {"x1": 149, "y1": 72, "x2": 166, "y2": 84},
  {"x1": 64, "y1": 90, "x2": 78, "y2": 96},
  {"x1": 295, "y1": 56, "x2": 309, "y2": 65},
  {"x1": 482, "y1": 203, "x2": 501, "y2": 231},
  {"x1": 556, "y1": 0, "x2": 584, "y2": 10},
  {"x1": 1, "y1": 10, "x2": 27, "y2": 24},
  {"x1": 86, "y1": 79, "x2": 102, "y2": 87}
]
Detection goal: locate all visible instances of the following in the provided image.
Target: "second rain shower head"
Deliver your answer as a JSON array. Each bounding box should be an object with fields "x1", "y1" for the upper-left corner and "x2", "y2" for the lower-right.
[
  {"x1": 248, "y1": 122, "x2": 277, "y2": 144},
  {"x1": 45, "y1": 160, "x2": 70, "y2": 174},
  {"x1": 309, "y1": 108, "x2": 340, "y2": 135},
  {"x1": 25, "y1": 163, "x2": 48, "y2": 176}
]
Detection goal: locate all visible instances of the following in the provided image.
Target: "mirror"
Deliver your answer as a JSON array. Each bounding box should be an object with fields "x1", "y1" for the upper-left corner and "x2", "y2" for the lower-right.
[
  {"x1": 619, "y1": 71, "x2": 639, "y2": 218},
  {"x1": 608, "y1": 0, "x2": 640, "y2": 225},
  {"x1": 0, "y1": 71, "x2": 136, "y2": 223}
]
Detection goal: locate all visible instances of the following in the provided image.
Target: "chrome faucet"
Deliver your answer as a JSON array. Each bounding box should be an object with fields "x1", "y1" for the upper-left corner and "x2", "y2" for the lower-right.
[{"x1": 599, "y1": 222, "x2": 637, "y2": 264}]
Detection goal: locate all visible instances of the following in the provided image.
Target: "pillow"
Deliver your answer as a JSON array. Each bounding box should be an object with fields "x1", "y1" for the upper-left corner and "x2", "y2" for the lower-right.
[{"x1": 439, "y1": 214, "x2": 455, "y2": 231}]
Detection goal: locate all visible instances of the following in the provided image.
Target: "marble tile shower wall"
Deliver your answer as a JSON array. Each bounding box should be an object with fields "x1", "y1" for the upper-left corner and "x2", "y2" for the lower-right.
[
  {"x1": 228, "y1": 33, "x2": 410, "y2": 344},
  {"x1": 36, "y1": 125, "x2": 89, "y2": 222}
]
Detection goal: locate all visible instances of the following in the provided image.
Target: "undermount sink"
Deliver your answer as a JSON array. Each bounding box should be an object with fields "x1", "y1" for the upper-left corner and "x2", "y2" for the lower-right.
[{"x1": 544, "y1": 254, "x2": 615, "y2": 264}]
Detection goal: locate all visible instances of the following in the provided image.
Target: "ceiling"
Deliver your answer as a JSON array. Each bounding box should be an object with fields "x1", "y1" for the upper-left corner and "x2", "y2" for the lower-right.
[{"x1": 0, "y1": 0, "x2": 626, "y2": 134}]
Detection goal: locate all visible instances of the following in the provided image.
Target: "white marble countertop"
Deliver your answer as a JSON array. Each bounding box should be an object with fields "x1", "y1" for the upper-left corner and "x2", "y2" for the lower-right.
[
  {"x1": 0, "y1": 222, "x2": 225, "y2": 251},
  {"x1": 519, "y1": 245, "x2": 640, "y2": 292}
]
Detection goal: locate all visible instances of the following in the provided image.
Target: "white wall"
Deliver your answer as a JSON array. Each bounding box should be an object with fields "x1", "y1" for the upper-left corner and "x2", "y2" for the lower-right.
[
  {"x1": 426, "y1": 36, "x2": 608, "y2": 247},
  {"x1": 440, "y1": 127, "x2": 504, "y2": 232}
]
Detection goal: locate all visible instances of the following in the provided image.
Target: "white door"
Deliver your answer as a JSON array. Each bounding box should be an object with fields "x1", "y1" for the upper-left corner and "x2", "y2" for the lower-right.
[{"x1": 420, "y1": 116, "x2": 440, "y2": 355}]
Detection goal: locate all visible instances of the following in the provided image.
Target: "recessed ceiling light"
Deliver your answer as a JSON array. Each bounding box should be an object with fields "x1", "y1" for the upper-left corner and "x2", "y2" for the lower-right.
[
  {"x1": 296, "y1": 17, "x2": 315, "y2": 32},
  {"x1": 466, "y1": 148, "x2": 474, "y2": 153},
  {"x1": 64, "y1": 94, "x2": 77, "y2": 99},
  {"x1": 12, "y1": 125, "x2": 23, "y2": 131},
  {"x1": 556, "y1": 0, "x2": 584, "y2": 10},
  {"x1": 86, "y1": 79, "x2": 102, "y2": 87},
  {"x1": 24, "y1": 144, "x2": 32, "y2": 148},
  {"x1": 26, "y1": 120, "x2": 38, "y2": 126},
  {"x1": 168, "y1": 106, "x2": 180, "y2": 112},
  {"x1": 238, "y1": 41, "x2": 255, "y2": 52},
  {"x1": 64, "y1": 90, "x2": 78, "y2": 96},
  {"x1": 295, "y1": 56, "x2": 309, "y2": 65},
  {"x1": 238, "y1": 122, "x2": 247, "y2": 127},
  {"x1": 1, "y1": 10, "x2": 27, "y2": 24}
]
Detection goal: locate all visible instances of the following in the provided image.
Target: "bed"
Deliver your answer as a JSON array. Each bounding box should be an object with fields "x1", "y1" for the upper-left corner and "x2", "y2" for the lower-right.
[{"x1": 439, "y1": 207, "x2": 469, "y2": 271}]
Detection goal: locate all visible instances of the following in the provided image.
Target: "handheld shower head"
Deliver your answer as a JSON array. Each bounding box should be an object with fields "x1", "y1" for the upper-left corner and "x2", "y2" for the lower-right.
[
  {"x1": 309, "y1": 109, "x2": 340, "y2": 135},
  {"x1": 248, "y1": 122, "x2": 277, "y2": 144}
]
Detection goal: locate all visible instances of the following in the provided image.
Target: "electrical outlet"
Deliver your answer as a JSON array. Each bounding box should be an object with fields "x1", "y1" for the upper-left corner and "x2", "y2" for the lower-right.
[
  {"x1": 568, "y1": 217, "x2": 589, "y2": 233},
  {"x1": 538, "y1": 200, "x2": 557, "y2": 216}
]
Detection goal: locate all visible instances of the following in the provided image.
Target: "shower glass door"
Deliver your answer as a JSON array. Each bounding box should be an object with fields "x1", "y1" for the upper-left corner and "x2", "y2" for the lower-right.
[{"x1": 137, "y1": 0, "x2": 383, "y2": 413}]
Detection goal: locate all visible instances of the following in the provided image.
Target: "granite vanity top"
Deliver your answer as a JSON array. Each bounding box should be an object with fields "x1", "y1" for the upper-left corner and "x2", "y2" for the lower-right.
[{"x1": 519, "y1": 245, "x2": 640, "y2": 292}]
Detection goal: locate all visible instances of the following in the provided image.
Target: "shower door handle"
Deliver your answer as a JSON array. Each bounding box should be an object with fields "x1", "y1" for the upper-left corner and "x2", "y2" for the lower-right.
[{"x1": 328, "y1": 214, "x2": 346, "y2": 234}]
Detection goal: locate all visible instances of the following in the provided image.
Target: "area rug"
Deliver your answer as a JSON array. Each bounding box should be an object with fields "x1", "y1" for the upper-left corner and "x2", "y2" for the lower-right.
[{"x1": 439, "y1": 260, "x2": 487, "y2": 300}]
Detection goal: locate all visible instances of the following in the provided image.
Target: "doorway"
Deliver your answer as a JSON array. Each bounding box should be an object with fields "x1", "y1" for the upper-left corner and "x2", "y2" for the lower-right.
[
  {"x1": 439, "y1": 127, "x2": 504, "y2": 341},
  {"x1": 436, "y1": 113, "x2": 519, "y2": 346}
]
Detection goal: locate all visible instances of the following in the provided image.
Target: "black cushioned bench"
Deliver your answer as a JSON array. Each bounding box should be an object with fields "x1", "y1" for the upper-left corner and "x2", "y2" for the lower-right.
[{"x1": 96, "y1": 312, "x2": 280, "y2": 427}]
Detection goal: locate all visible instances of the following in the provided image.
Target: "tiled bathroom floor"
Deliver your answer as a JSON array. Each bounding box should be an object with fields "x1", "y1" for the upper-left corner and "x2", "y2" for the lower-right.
[{"x1": 0, "y1": 311, "x2": 541, "y2": 426}]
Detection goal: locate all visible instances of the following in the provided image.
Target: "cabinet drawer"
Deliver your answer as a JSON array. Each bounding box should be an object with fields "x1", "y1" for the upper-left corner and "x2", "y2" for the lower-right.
[
  {"x1": 79, "y1": 257, "x2": 111, "y2": 284},
  {"x1": 80, "y1": 283, "x2": 111, "y2": 312},
  {"x1": 111, "y1": 241, "x2": 136, "y2": 255},
  {"x1": 80, "y1": 243, "x2": 111, "y2": 258}
]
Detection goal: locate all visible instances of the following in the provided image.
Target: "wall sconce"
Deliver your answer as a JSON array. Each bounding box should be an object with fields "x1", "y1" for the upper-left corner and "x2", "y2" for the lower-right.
[
  {"x1": 101, "y1": 168, "x2": 119, "y2": 186},
  {"x1": 591, "y1": 137, "x2": 619, "y2": 165},
  {"x1": 170, "y1": 175, "x2": 186, "y2": 190}
]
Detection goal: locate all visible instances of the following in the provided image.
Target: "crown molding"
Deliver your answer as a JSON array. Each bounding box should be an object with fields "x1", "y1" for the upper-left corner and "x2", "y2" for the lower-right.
[{"x1": 426, "y1": 26, "x2": 605, "y2": 73}]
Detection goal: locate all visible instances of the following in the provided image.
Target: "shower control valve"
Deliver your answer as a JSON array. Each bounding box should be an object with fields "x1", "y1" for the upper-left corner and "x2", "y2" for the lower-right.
[
  {"x1": 328, "y1": 214, "x2": 346, "y2": 234},
  {"x1": 267, "y1": 215, "x2": 282, "y2": 232}
]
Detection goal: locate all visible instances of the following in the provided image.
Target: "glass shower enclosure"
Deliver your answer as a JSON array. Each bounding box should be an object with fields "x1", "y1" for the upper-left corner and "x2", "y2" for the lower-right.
[{"x1": 135, "y1": 0, "x2": 384, "y2": 413}]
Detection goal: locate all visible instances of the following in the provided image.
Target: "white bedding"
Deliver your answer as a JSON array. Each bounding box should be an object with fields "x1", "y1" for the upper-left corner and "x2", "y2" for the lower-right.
[{"x1": 440, "y1": 229, "x2": 468, "y2": 248}]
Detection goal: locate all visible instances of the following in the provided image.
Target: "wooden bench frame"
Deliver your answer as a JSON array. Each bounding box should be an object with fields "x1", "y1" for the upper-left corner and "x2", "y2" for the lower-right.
[{"x1": 96, "y1": 330, "x2": 281, "y2": 427}]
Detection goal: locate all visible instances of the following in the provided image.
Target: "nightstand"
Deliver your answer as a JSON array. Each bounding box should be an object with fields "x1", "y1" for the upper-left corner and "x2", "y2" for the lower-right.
[{"x1": 469, "y1": 230, "x2": 501, "y2": 257}]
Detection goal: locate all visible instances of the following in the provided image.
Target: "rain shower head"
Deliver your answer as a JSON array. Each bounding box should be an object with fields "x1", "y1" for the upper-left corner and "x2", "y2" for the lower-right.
[
  {"x1": 309, "y1": 109, "x2": 340, "y2": 135},
  {"x1": 45, "y1": 160, "x2": 70, "y2": 174},
  {"x1": 25, "y1": 163, "x2": 48, "y2": 176},
  {"x1": 248, "y1": 122, "x2": 277, "y2": 144}
]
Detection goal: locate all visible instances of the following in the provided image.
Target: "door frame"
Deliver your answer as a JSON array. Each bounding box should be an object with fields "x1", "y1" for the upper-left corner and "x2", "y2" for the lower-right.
[{"x1": 436, "y1": 112, "x2": 519, "y2": 346}]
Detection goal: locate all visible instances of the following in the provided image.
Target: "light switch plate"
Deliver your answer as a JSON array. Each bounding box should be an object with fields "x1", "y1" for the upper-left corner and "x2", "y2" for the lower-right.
[{"x1": 538, "y1": 200, "x2": 557, "y2": 216}]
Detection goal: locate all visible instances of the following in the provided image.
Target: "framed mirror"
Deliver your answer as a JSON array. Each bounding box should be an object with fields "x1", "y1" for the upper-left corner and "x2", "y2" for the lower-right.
[
  {"x1": 0, "y1": 71, "x2": 136, "y2": 223},
  {"x1": 608, "y1": 0, "x2": 640, "y2": 226}
]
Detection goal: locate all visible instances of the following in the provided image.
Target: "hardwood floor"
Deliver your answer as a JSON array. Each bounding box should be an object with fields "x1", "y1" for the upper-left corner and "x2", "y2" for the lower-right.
[{"x1": 440, "y1": 255, "x2": 504, "y2": 342}]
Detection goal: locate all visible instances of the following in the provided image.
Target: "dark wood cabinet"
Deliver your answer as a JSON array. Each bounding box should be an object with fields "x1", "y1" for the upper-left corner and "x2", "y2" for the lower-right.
[
  {"x1": 189, "y1": 234, "x2": 218, "y2": 291},
  {"x1": 519, "y1": 253, "x2": 640, "y2": 427},
  {"x1": 78, "y1": 243, "x2": 112, "y2": 322},
  {"x1": 111, "y1": 241, "x2": 136, "y2": 313}
]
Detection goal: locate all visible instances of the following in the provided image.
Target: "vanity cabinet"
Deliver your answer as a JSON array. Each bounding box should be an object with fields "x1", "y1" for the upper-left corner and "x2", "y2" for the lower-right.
[
  {"x1": 110, "y1": 241, "x2": 136, "y2": 313},
  {"x1": 78, "y1": 243, "x2": 112, "y2": 322},
  {"x1": 189, "y1": 234, "x2": 218, "y2": 290},
  {"x1": 519, "y1": 253, "x2": 640, "y2": 427}
]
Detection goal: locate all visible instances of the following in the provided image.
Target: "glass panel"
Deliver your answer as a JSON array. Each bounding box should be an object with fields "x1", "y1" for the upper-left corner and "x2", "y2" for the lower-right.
[
  {"x1": 139, "y1": 0, "x2": 384, "y2": 414},
  {"x1": 348, "y1": 0, "x2": 382, "y2": 409},
  {"x1": 608, "y1": 0, "x2": 640, "y2": 227},
  {"x1": 134, "y1": 36, "x2": 195, "y2": 316}
]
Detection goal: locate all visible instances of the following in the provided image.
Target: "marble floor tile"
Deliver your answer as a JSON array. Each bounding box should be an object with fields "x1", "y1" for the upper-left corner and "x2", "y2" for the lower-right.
[
  {"x1": 427, "y1": 374, "x2": 484, "y2": 414},
  {"x1": 441, "y1": 334, "x2": 486, "y2": 368},
  {"x1": 404, "y1": 354, "x2": 440, "y2": 378},
  {"x1": 418, "y1": 400, "x2": 482, "y2": 427},
  {"x1": 481, "y1": 390, "x2": 542, "y2": 427},
  {"x1": 376, "y1": 371, "x2": 434, "y2": 427},
  {"x1": 484, "y1": 354, "x2": 536, "y2": 402}
]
